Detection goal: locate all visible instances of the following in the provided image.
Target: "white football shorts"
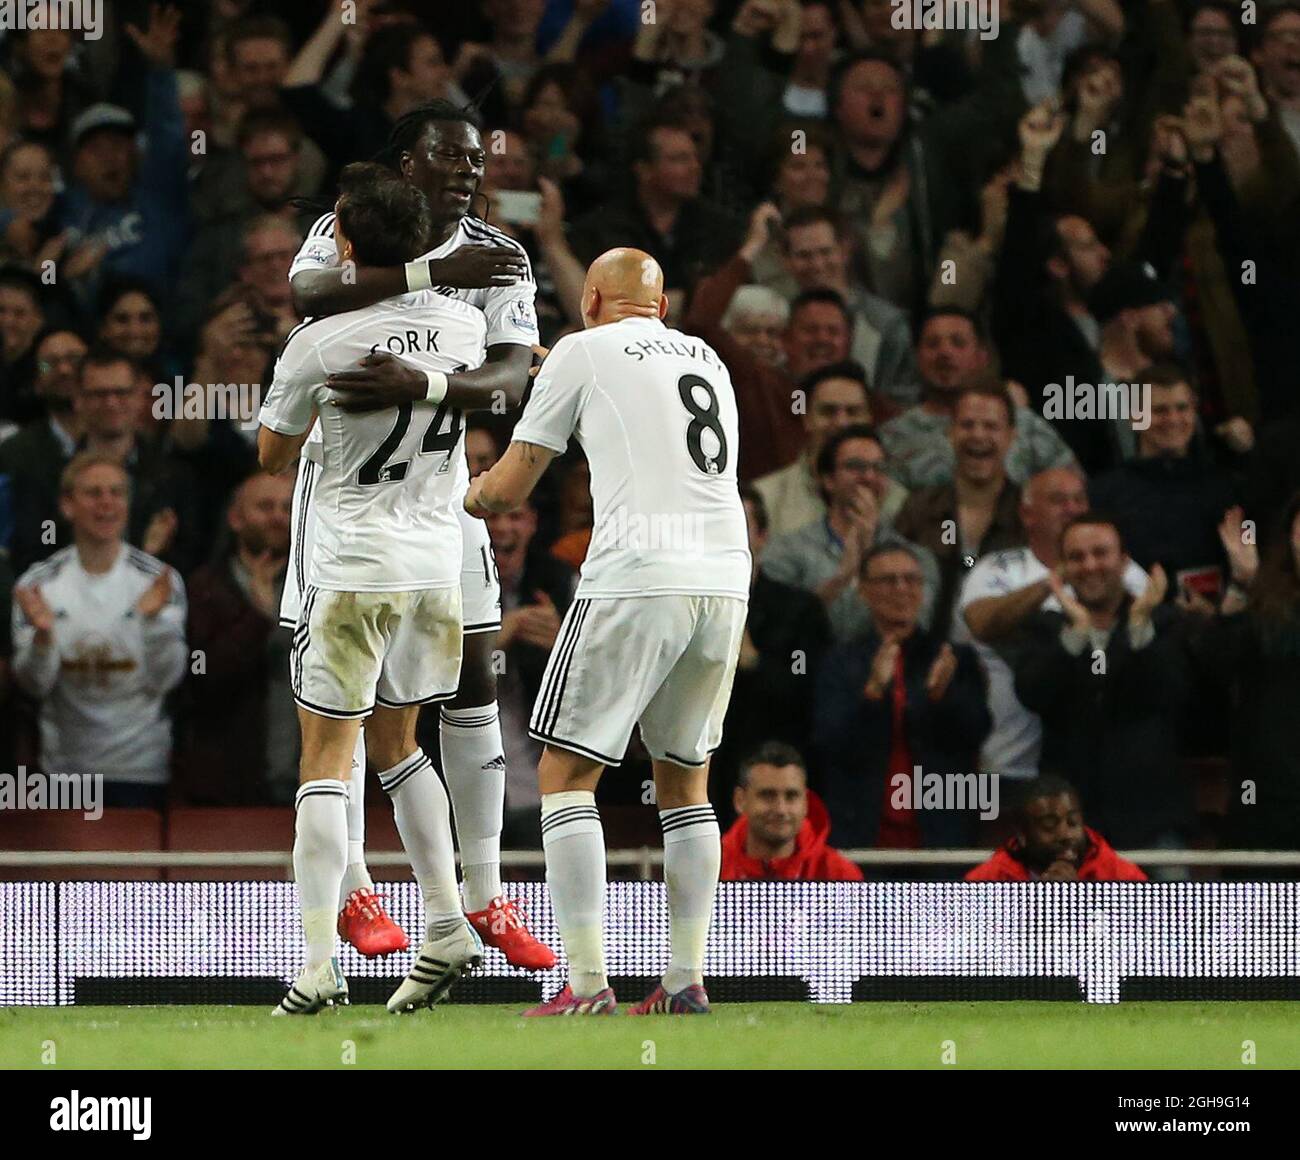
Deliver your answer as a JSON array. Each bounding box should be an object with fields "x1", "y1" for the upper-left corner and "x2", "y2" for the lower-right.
[
  {"x1": 291, "y1": 585, "x2": 464, "y2": 718},
  {"x1": 529, "y1": 594, "x2": 747, "y2": 767},
  {"x1": 458, "y1": 503, "x2": 502, "y2": 634}
]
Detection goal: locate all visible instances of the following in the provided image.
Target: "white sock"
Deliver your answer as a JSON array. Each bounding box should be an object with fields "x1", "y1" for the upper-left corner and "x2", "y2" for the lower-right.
[
  {"x1": 377, "y1": 748, "x2": 462, "y2": 937},
  {"x1": 293, "y1": 779, "x2": 349, "y2": 969},
  {"x1": 541, "y1": 791, "x2": 607, "y2": 997},
  {"x1": 440, "y1": 704, "x2": 506, "y2": 911},
  {"x1": 659, "y1": 804, "x2": 720, "y2": 994},
  {"x1": 340, "y1": 730, "x2": 373, "y2": 906}
]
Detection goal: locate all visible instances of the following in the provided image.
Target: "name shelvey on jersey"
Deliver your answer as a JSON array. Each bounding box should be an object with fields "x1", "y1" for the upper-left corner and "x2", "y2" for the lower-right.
[
  {"x1": 513, "y1": 316, "x2": 751, "y2": 599},
  {"x1": 259, "y1": 295, "x2": 487, "y2": 592}
]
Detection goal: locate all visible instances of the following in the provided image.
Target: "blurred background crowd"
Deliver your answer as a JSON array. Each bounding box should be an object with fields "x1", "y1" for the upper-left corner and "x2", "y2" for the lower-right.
[{"x1": 2, "y1": 0, "x2": 1300, "y2": 874}]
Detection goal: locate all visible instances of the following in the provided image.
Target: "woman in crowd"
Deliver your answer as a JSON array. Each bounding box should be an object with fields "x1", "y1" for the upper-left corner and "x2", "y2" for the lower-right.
[{"x1": 96, "y1": 277, "x2": 175, "y2": 380}]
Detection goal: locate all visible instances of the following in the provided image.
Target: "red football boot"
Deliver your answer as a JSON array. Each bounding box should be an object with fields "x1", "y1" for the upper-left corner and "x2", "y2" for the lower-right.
[
  {"x1": 523, "y1": 984, "x2": 617, "y2": 1017},
  {"x1": 337, "y1": 888, "x2": 409, "y2": 958},
  {"x1": 466, "y1": 897, "x2": 557, "y2": 971}
]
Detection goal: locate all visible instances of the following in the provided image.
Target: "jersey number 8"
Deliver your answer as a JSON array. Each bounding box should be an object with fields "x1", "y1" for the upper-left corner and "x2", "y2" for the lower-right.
[{"x1": 678, "y1": 374, "x2": 728, "y2": 475}]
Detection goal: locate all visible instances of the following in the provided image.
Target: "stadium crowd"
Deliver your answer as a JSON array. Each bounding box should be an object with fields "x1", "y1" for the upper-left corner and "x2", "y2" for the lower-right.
[{"x1": 2, "y1": 0, "x2": 1300, "y2": 875}]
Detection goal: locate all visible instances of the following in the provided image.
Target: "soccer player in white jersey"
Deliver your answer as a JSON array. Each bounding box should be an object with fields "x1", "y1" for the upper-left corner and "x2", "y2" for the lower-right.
[
  {"x1": 284, "y1": 100, "x2": 554, "y2": 971},
  {"x1": 466, "y1": 249, "x2": 752, "y2": 1016},
  {"x1": 259, "y1": 166, "x2": 488, "y2": 1015}
]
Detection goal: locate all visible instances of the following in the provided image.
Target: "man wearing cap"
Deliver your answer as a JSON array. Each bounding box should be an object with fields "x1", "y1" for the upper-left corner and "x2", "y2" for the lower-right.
[
  {"x1": 1088, "y1": 260, "x2": 1178, "y2": 462},
  {"x1": 64, "y1": 29, "x2": 189, "y2": 292}
]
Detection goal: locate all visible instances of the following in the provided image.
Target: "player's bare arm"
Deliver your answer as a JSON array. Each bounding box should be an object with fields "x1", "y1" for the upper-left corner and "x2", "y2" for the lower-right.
[
  {"x1": 326, "y1": 342, "x2": 534, "y2": 413},
  {"x1": 289, "y1": 113, "x2": 525, "y2": 318},
  {"x1": 289, "y1": 246, "x2": 529, "y2": 317},
  {"x1": 464, "y1": 441, "x2": 557, "y2": 518},
  {"x1": 257, "y1": 425, "x2": 312, "y2": 475}
]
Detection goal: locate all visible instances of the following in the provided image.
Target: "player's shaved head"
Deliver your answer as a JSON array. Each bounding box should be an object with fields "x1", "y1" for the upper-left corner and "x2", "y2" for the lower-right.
[
  {"x1": 588, "y1": 248, "x2": 663, "y2": 300},
  {"x1": 581, "y1": 248, "x2": 668, "y2": 328}
]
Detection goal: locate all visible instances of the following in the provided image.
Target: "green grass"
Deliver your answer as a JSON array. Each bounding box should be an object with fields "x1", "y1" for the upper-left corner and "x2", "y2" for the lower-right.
[{"x1": 2, "y1": 1002, "x2": 1298, "y2": 1069}]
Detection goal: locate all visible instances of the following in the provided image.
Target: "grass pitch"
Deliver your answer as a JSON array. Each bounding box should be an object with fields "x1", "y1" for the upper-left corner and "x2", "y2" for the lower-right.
[{"x1": 2, "y1": 1002, "x2": 1297, "y2": 1069}]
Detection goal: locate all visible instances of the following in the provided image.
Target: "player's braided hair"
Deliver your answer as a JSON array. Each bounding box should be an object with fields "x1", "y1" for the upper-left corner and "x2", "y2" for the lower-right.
[
  {"x1": 376, "y1": 99, "x2": 492, "y2": 219},
  {"x1": 380, "y1": 99, "x2": 483, "y2": 172},
  {"x1": 291, "y1": 99, "x2": 489, "y2": 226}
]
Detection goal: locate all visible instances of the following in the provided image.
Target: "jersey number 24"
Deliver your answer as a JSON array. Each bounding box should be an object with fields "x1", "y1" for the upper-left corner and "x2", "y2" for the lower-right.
[{"x1": 358, "y1": 400, "x2": 463, "y2": 485}]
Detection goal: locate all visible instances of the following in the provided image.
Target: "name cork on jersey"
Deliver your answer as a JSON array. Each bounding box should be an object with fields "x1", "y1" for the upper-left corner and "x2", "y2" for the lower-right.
[{"x1": 259, "y1": 295, "x2": 487, "y2": 593}]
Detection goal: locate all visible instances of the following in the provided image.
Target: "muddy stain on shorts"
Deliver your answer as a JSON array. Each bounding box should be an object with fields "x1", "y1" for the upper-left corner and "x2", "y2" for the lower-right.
[
  {"x1": 318, "y1": 590, "x2": 385, "y2": 708},
  {"x1": 417, "y1": 591, "x2": 463, "y2": 673}
]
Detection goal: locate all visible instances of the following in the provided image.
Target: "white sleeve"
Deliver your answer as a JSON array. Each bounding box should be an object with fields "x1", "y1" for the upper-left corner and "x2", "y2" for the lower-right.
[
  {"x1": 481, "y1": 275, "x2": 540, "y2": 348},
  {"x1": 957, "y1": 556, "x2": 1017, "y2": 613},
  {"x1": 11, "y1": 589, "x2": 60, "y2": 698},
  {"x1": 140, "y1": 570, "x2": 188, "y2": 695},
  {"x1": 259, "y1": 337, "x2": 325, "y2": 436},
  {"x1": 288, "y1": 213, "x2": 339, "y2": 280},
  {"x1": 511, "y1": 335, "x2": 589, "y2": 454}
]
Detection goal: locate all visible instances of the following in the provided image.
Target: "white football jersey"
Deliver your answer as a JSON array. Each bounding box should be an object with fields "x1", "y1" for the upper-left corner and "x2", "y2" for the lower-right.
[
  {"x1": 513, "y1": 316, "x2": 751, "y2": 598},
  {"x1": 279, "y1": 210, "x2": 538, "y2": 614},
  {"x1": 259, "y1": 294, "x2": 488, "y2": 591},
  {"x1": 10, "y1": 545, "x2": 187, "y2": 784}
]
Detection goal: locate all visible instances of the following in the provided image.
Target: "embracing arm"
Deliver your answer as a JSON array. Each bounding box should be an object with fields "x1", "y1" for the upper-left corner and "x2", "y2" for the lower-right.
[
  {"x1": 445, "y1": 342, "x2": 534, "y2": 410},
  {"x1": 290, "y1": 246, "x2": 529, "y2": 318},
  {"x1": 290, "y1": 265, "x2": 408, "y2": 318},
  {"x1": 326, "y1": 341, "x2": 534, "y2": 416},
  {"x1": 464, "y1": 441, "x2": 558, "y2": 516}
]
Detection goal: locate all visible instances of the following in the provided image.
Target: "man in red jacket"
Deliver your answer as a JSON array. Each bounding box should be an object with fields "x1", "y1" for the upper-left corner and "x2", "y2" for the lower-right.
[
  {"x1": 966, "y1": 775, "x2": 1147, "y2": 882},
  {"x1": 721, "y1": 742, "x2": 864, "y2": 881}
]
